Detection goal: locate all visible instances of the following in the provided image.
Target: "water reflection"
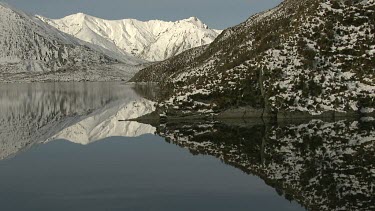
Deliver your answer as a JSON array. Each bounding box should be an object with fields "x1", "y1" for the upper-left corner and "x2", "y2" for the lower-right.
[
  {"x1": 0, "y1": 82, "x2": 374, "y2": 210},
  {"x1": 0, "y1": 82, "x2": 156, "y2": 159},
  {"x1": 155, "y1": 119, "x2": 375, "y2": 211}
]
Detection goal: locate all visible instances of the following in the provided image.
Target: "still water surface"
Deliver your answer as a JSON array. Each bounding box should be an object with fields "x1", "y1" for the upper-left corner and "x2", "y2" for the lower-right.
[{"x1": 0, "y1": 82, "x2": 373, "y2": 211}]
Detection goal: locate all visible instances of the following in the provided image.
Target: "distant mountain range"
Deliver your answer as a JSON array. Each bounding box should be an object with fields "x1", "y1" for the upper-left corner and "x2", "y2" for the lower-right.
[
  {"x1": 0, "y1": 2, "x2": 220, "y2": 81},
  {"x1": 38, "y1": 14, "x2": 221, "y2": 62},
  {"x1": 0, "y1": 2, "x2": 143, "y2": 82},
  {"x1": 132, "y1": 0, "x2": 375, "y2": 118},
  {"x1": 1, "y1": 0, "x2": 374, "y2": 117}
]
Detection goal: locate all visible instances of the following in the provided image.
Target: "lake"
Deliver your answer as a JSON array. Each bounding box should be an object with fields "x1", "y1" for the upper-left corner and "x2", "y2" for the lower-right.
[{"x1": 0, "y1": 82, "x2": 373, "y2": 211}]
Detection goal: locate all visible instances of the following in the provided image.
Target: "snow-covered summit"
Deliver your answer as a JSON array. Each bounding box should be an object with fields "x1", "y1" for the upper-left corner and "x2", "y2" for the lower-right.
[
  {"x1": 0, "y1": 3, "x2": 145, "y2": 81},
  {"x1": 38, "y1": 13, "x2": 222, "y2": 61},
  {"x1": 178, "y1": 16, "x2": 209, "y2": 28}
]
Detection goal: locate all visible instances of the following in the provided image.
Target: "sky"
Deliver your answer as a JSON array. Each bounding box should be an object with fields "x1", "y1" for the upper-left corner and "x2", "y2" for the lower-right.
[{"x1": 2, "y1": 0, "x2": 282, "y2": 29}]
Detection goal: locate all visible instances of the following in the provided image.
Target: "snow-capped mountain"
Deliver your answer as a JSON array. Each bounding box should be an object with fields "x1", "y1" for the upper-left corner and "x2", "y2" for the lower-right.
[
  {"x1": 132, "y1": 0, "x2": 375, "y2": 118},
  {"x1": 0, "y1": 2, "x2": 143, "y2": 82},
  {"x1": 38, "y1": 13, "x2": 222, "y2": 61}
]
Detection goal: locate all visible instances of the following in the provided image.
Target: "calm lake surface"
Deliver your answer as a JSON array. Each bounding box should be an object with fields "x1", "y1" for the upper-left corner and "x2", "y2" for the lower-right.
[{"x1": 0, "y1": 82, "x2": 374, "y2": 211}]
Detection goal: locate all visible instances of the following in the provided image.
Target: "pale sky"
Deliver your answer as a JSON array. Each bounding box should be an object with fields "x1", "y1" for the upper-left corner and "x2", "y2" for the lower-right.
[{"x1": 2, "y1": 0, "x2": 282, "y2": 29}]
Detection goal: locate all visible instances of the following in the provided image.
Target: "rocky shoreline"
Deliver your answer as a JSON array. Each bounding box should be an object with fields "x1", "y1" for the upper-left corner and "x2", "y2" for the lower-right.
[{"x1": 129, "y1": 106, "x2": 374, "y2": 125}]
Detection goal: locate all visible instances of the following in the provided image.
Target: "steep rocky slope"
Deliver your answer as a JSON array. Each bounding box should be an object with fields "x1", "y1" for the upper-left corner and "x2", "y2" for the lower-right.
[
  {"x1": 132, "y1": 0, "x2": 375, "y2": 118},
  {"x1": 0, "y1": 3, "x2": 142, "y2": 82},
  {"x1": 38, "y1": 14, "x2": 221, "y2": 62}
]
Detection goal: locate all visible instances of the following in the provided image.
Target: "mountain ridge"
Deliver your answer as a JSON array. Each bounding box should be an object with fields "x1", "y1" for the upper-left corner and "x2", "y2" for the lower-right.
[
  {"x1": 38, "y1": 13, "x2": 222, "y2": 62},
  {"x1": 131, "y1": 0, "x2": 375, "y2": 118},
  {"x1": 0, "y1": 2, "x2": 145, "y2": 82}
]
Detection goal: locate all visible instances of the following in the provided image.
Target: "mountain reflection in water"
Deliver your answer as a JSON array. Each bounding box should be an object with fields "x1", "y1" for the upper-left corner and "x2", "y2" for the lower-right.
[
  {"x1": 0, "y1": 82, "x2": 374, "y2": 211},
  {"x1": 0, "y1": 82, "x2": 156, "y2": 160},
  {"x1": 155, "y1": 119, "x2": 375, "y2": 211}
]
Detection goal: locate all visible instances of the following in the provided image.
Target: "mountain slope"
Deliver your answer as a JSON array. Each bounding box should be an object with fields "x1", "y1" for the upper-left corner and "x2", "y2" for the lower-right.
[
  {"x1": 0, "y1": 3, "x2": 142, "y2": 82},
  {"x1": 132, "y1": 0, "x2": 375, "y2": 117},
  {"x1": 38, "y1": 14, "x2": 222, "y2": 61}
]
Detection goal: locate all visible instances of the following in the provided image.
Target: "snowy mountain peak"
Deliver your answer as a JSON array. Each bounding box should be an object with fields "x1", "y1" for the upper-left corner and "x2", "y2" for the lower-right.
[
  {"x1": 0, "y1": 3, "x2": 144, "y2": 81},
  {"x1": 65, "y1": 12, "x2": 87, "y2": 22},
  {"x1": 74, "y1": 12, "x2": 86, "y2": 17},
  {"x1": 38, "y1": 13, "x2": 222, "y2": 61},
  {"x1": 178, "y1": 17, "x2": 207, "y2": 28}
]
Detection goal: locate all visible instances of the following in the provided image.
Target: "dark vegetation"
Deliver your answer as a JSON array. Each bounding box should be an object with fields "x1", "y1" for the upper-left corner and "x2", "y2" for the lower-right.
[{"x1": 131, "y1": 0, "x2": 375, "y2": 116}]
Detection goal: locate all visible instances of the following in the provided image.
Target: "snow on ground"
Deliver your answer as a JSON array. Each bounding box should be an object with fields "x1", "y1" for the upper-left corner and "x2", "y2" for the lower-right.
[{"x1": 152, "y1": 0, "x2": 375, "y2": 116}]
